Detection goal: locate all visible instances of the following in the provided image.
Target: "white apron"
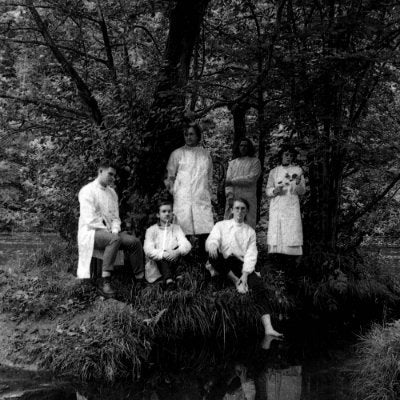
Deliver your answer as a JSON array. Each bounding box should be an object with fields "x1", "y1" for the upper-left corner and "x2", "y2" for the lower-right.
[
  {"x1": 266, "y1": 165, "x2": 305, "y2": 254},
  {"x1": 167, "y1": 146, "x2": 214, "y2": 235}
]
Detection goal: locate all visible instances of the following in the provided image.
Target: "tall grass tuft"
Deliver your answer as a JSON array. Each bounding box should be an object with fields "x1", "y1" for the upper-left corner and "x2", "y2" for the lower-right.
[{"x1": 354, "y1": 321, "x2": 400, "y2": 400}]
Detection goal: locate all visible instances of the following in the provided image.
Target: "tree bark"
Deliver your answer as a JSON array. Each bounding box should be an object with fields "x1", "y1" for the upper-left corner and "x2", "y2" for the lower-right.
[{"x1": 138, "y1": 0, "x2": 210, "y2": 196}]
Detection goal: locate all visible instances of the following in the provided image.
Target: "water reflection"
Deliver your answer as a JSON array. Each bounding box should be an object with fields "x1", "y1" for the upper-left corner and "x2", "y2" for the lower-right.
[{"x1": 0, "y1": 334, "x2": 351, "y2": 400}]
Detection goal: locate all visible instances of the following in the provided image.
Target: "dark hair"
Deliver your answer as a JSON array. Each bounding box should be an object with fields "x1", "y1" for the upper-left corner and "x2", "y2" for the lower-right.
[
  {"x1": 277, "y1": 144, "x2": 298, "y2": 162},
  {"x1": 186, "y1": 123, "x2": 202, "y2": 142},
  {"x1": 233, "y1": 137, "x2": 255, "y2": 158},
  {"x1": 157, "y1": 199, "x2": 173, "y2": 212},
  {"x1": 233, "y1": 197, "x2": 250, "y2": 211},
  {"x1": 98, "y1": 159, "x2": 117, "y2": 171}
]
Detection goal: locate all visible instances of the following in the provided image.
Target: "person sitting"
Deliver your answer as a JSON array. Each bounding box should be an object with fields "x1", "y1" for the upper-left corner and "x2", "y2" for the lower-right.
[
  {"x1": 143, "y1": 200, "x2": 192, "y2": 289},
  {"x1": 206, "y1": 198, "x2": 282, "y2": 338},
  {"x1": 76, "y1": 160, "x2": 144, "y2": 298}
]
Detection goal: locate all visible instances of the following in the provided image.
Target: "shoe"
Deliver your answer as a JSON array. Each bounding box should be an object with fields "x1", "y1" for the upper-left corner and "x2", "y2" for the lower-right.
[
  {"x1": 98, "y1": 278, "x2": 116, "y2": 298},
  {"x1": 164, "y1": 279, "x2": 176, "y2": 291}
]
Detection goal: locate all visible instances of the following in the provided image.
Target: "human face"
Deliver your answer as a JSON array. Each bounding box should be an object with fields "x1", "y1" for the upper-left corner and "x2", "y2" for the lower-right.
[
  {"x1": 157, "y1": 204, "x2": 173, "y2": 225},
  {"x1": 98, "y1": 167, "x2": 116, "y2": 187},
  {"x1": 232, "y1": 200, "x2": 248, "y2": 223},
  {"x1": 281, "y1": 151, "x2": 294, "y2": 166},
  {"x1": 184, "y1": 127, "x2": 199, "y2": 147},
  {"x1": 239, "y1": 140, "x2": 249, "y2": 157}
]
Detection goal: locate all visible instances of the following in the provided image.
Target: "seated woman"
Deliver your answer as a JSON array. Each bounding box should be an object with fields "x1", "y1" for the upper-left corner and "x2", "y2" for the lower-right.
[{"x1": 143, "y1": 200, "x2": 192, "y2": 289}]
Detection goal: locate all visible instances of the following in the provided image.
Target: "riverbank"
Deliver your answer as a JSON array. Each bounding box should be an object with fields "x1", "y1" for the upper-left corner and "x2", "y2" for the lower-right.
[
  {"x1": 1, "y1": 238, "x2": 399, "y2": 388},
  {"x1": 0, "y1": 242, "x2": 290, "y2": 381}
]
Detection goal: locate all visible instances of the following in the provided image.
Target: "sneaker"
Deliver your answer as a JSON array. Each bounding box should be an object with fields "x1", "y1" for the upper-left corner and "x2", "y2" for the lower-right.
[{"x1": 98, "y1": 279, "x2": 116, "y2": 298}]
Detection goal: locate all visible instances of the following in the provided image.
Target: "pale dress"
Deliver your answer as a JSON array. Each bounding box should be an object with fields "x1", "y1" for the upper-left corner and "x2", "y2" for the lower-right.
[
  {"x1": 225, "y1": 156, "x2": 261, "y2": 229},
  {"x1": 266, "y1": 165, "x2": 305, "y2": 255},
  {"x1": 166, "y1": 145, "x2": 214, "y2": 235}
]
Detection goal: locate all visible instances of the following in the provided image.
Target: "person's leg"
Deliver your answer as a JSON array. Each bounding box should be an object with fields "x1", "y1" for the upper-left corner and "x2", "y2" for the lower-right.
[
  {"x1": 94, "y1": 230, "x2": 121, "y2": 296},
  {"x1": 119, "y1": 231, "x2": 144, "y2": 280},
  {"x1": 94, "y1": 230, "x2": 121, "y2": 276},
  {"x1": 196, "y1": 234, "x2": 209, "y2": 264},
  {"x1": 247, "y1": 273, "x2": 282, "y2": 337}
]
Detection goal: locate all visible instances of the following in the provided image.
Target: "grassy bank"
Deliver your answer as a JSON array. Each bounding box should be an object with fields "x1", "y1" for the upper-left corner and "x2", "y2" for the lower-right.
[
  {"x1": 0, "y1": 243, "x2": 288, "y2": 381},
  {"x1": 1, "y1": 243, "x2": 399, "y2": 382},
  {"x1": 354, "y1": 321, "x2": 400, "y2": 400}
]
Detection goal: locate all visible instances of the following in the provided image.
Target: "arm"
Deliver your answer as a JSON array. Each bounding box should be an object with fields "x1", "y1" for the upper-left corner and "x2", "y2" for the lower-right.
[
  {"x1": 109, "y1": 189, "x2": 121, "y2": 234},
  {"x1": 205, "y1": 224, "x2": 221, "y2": 258},
  {"x1": 165, "y1": 150, "x2": 179, "y2": 193},
  {"x1": 208, "y1": 151, "x2": 213, "y2": 191},
  {"x1": 265, "y1": 169, "x2": 276, "y2": 197},
  {"x1": 294, "y1": 171, "x2": 306, "y2": 196},
  {"x1": 143, "y1": 227, "x2": 164, "y2": 260},
  {"x1": 230, "y1": 159, "x2": 261, "y2": 187},
  {"x1": 78, "y1": 187, "x2": 106, "y2": 231},
  {"x1": 175, "y1": 225, "x2": 192, "y2": 256},
  {"x1": 225, "y1": 162, "x2": 234, "y2": 202},
  {"x1": 242, "y1": 230, "x2": 258, "y2": 274}
]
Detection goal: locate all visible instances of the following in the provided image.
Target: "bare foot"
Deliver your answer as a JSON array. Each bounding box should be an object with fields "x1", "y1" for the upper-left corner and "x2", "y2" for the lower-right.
[
  {"x1": 261, "y1": 334, "x2": 283, "y2": 350},
  {"x1": 265, "y1": 328, "x2": 283, "y2": 337}
]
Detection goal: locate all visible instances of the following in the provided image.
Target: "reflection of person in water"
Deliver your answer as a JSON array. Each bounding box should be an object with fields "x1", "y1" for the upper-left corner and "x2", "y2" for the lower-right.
[{"x1": 203, "y1": 339, "x2": 302, "y2": 400}]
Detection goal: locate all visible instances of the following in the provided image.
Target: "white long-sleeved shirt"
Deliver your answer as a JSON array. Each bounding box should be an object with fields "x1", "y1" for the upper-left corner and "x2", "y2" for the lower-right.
[
  {"x1": 77, "y1": 178, "x2": 121, "y2": 279},
  {"x1": 205, "y1": 219, "x2": 258, "y2": 274},
  {"x1": 144, "y1": 223, "x2": 192, "y2": 260}
]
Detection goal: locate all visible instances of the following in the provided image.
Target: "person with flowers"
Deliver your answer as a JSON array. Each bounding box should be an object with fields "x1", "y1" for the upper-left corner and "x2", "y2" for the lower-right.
[{"x1": 266, "y1": 145, "x2": 306, "y2": 256}]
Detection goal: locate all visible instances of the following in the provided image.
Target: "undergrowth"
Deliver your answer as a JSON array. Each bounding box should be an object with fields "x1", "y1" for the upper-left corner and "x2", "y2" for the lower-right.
[{"x1": 354, "y1": 321, "x2": 400, "y2": 400}]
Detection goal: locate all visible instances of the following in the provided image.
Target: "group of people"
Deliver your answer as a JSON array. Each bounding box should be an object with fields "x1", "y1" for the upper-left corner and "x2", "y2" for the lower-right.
[{"x1": 76, "y1": 123, "x2": 306, "y2": 339}]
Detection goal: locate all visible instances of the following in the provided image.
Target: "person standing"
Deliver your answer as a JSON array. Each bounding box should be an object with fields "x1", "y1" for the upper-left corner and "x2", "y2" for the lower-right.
[
  {"x1": 266, "y1": 145, "x2": 306, "y2": 257},
  {"x1": 206, "y1": 198, "x2": 282, "y2": 338},
  {"x1": 225, "y1": 138, "x2": 261, "y2": 229},
  {"x1": 77, "y1": 160, "x2": 144, "y2": 297},
  {"x1": 165, "y1": 123, "x2": 214, "y2": 261}
]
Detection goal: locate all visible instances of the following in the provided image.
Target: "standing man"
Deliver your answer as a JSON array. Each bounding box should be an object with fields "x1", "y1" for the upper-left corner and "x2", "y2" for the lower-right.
[
  {"x1": 206, "y1": 198, "x2": 282, "y2": 338},
  {"x1": 77, "y1": 160, "x2": 144, "y2": 297}
]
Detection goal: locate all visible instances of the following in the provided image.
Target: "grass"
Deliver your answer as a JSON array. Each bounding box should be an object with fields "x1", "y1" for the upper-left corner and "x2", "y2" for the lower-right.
[
  {"x1": 354, "y1": 321, "x2": 400, "y2": 400},
  {"x1": 0, "y1": 244, "x2": 289, "y2": 382},
  {"x1": 2, "y1": 242, "x2": 399, "y2": 383}
]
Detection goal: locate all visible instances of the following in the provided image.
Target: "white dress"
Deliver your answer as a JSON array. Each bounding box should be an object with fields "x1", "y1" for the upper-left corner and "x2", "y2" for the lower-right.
[
  {"x1": 266, "y1": 165, "x2": 305, "y2": 255},
  {"x1": 166, "y1": 145, "x2": 214, "y2": 235},
  {"x1": 225, "y1": 156, "x2": 261, "y2": 228}
]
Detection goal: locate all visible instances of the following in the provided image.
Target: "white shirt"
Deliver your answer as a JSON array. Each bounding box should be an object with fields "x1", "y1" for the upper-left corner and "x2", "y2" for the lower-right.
[
  {"x1": 206, "y1": 219, "x2": 258, "y2": 273},
  {"x1": 144, "y1": 223, "x2": 192, "y2": 260}
]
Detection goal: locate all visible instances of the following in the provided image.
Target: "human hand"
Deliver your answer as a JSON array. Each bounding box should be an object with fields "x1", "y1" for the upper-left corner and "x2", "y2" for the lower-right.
[
  {"x1": 208, "y1": 246, "x2": 218, "y2": 259},
  {"x1": 236, "y1": 274, "x2": 249, "y2": 294},
  {"x1": 164, "y1": 249, "x2": 179, "y2": 261}
]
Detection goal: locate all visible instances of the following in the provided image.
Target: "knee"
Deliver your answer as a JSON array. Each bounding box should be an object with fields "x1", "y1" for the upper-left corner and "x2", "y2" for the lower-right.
[{"x1": 109, "y1": 234, "x2": 122, "y2": 246}]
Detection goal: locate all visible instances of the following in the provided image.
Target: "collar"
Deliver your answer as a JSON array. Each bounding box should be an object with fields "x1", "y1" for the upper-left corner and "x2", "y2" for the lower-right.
[{"x1": 94, "y1": 177, "x2": 107, "y2": 191}]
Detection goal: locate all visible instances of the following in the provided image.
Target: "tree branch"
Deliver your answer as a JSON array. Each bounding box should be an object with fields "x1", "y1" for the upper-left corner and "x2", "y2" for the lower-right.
[
  {"x1": 340, "y1": 174, "x2": 400, "y2": 228},
  {"x1": 25, "y1": 0, "x2": 103, "y2": 126},
  {"x1": 0, "y1": 94, "x2": 88, "y2": 118}
]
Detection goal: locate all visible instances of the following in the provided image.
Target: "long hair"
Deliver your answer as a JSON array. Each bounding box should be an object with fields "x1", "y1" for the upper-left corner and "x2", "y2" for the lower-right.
[{"x1": 233, "y1": 137, "x2": 255, "y2": 159}]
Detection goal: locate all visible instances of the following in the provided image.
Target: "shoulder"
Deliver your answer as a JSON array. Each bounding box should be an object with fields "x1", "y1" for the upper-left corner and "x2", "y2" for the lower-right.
[
  {"x1": 146, "y1": 224, "x2": 158, "y2": 233},
  {"x1": 291, "y1": 165, "x2": 303, "y2": 174},
  {"x1": 169, "y1": 147, "x2": 183, "y2": 159},
  {"x1": 214, "y1": 220, "x2": 230, "y2": 229},
  {"x1": 108, "y1": 186, "x2": 118, "y2": 199},
  {"x1": 79, "y1": 180, "x2": 95, "y2": 196},
  {"x1": 244, "y1": 223, "x2": 256, "y2": 236},
  {"x1": 269, "y1": 166, "x2": 279, "y2": 174}
]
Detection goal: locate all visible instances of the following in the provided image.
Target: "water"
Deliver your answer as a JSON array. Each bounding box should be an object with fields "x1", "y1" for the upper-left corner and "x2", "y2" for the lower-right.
[{"x1": 0, "y1": 233, "x2": 357, "y2": 400}]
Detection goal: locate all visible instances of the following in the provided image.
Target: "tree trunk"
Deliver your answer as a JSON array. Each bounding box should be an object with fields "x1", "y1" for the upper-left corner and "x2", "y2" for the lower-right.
[
  {"x1": 138, "y1": 0, "x2": 210, "y2": 196},
  {"x1": 229, "y1": 103, "x2": 248, "y2": 157}
]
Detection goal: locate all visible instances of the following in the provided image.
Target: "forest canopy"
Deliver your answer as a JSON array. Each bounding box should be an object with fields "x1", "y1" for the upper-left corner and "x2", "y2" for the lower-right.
[{"x1": 1, "y1": 0, "x2": 400, "y2": 251}]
